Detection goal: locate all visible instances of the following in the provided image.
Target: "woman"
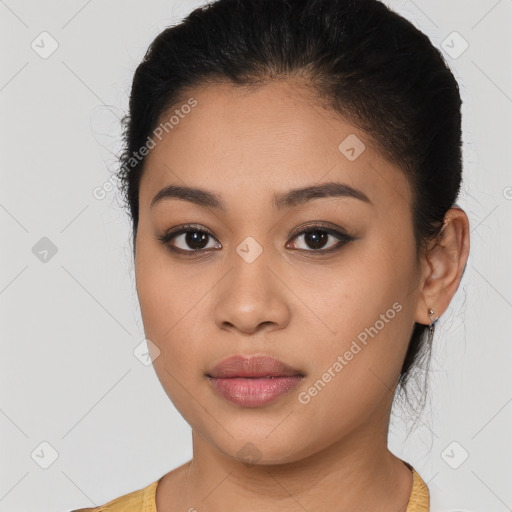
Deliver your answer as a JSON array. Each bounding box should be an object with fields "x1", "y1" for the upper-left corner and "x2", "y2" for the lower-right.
[{"x1": 73, "y1": 0, "x2": 470, "y2": 510}]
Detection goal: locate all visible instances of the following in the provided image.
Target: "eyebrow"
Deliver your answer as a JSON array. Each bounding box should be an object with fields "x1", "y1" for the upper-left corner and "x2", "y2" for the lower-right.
[{"x1": 150, "y1": 181, "x2": 372, "y2": 211}]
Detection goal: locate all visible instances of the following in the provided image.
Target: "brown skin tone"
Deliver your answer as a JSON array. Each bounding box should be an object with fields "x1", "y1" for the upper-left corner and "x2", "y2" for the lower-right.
[{"x1": 134, "y1": 80, "x2": 470, "y2": 512}]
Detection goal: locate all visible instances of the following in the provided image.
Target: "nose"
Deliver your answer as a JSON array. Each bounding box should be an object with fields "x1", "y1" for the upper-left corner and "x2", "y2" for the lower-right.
[{"x1": 213, "y1": 249, "x2": 291, "y2": 335}]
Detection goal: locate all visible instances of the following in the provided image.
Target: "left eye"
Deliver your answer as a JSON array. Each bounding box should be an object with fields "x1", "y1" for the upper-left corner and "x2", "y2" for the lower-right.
[{"x1": 286, "y1": 225, "x2": 355, "y2": 252}]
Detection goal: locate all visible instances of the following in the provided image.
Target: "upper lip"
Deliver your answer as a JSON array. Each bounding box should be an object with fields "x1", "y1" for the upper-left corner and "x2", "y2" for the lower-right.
[{"x1": 206, "y1": 354, "x2": 305, "y2": 378}]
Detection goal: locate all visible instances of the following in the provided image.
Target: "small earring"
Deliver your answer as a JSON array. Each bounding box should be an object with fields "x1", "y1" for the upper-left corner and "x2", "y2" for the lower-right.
[{"x1": 427, "y1": 307, "x2": 439, "y2": 334}]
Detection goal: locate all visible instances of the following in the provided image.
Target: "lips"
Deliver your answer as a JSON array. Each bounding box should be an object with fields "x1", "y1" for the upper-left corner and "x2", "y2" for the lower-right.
[
  {"x1": 206, "y1": 354, "x2": 305, "y2": 408},
  {"x1": 206, "y1": 354, "x2": 305, "y2": 379}
]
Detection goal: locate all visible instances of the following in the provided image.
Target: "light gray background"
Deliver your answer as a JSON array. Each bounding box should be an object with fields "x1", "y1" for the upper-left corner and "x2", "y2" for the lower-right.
[{"x1": 1, "y1": 1, "x2": 511, "y2": 511}]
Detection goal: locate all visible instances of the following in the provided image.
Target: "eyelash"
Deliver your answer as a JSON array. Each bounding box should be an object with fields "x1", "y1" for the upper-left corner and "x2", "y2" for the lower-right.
[{"x1": 156, "y1": 222, "x2": 356, "y2": 257}]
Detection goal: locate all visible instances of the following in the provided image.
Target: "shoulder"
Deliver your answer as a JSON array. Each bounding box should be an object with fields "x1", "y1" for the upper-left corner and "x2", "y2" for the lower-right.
[{"x1": 69, "y1": 479, "x2": 159, "y2": 512}]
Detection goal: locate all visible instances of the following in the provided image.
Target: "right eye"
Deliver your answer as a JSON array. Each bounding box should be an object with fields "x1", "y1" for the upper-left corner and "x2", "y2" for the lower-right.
[{"x1": 156, "y1": 224, "x2": 222, "y2": 255}]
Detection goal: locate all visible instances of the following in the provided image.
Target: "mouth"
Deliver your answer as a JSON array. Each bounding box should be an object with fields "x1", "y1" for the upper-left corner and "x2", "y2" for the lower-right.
[{"x1": 205, "y1": 354, "x2": 305, "y2": 408}]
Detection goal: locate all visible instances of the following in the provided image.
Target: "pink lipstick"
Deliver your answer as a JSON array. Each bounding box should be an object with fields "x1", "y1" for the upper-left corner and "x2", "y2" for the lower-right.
[{"x1": 206, "y1": 354, "x2": 305, "y2": 408}]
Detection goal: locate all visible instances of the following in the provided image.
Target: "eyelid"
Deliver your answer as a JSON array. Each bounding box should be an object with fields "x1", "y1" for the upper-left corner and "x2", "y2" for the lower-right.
[
  {"x1": 165, "y1": 223, "x2": 215, "y2": 237},
  {"x1": 287, "y1": 220, "x2": 352, "y2": 240}
]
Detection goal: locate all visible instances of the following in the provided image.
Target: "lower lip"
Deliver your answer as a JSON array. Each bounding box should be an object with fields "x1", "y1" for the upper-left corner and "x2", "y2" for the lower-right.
[{"x1": 207, "y1": 376, "x2": 303, "y2": 407}]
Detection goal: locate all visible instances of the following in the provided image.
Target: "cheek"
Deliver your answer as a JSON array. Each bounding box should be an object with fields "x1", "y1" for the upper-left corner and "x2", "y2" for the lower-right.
[
  {"x1": 289, "y1": 284, "x2": 414, "y2": 449},
  {"x1": 135, "y1": 251, "x2": 205, "y2": 413},
  {"x1": 299, "y1": 235, "x2": 414, "y2": 343},
  {"x1": 296, "y1": 232, "x2": 417, "y2": 392},
  {"x1": 135, "y1": 232, "x2": 218, "y2": 387},
  {"x1": 135, "y1": 236, "x2": 195, "y2": 353}
]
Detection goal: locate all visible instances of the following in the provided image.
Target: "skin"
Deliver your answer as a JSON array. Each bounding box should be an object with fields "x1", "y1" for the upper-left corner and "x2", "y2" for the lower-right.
[{"x1": 134, "y1": 79, "x2": 470, "y2": 512}]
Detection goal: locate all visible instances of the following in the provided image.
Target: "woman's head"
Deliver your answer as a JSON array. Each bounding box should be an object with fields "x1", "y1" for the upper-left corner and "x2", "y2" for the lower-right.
[{"x1": 117, "y1": 0, "x2": 469, "y2": 463}]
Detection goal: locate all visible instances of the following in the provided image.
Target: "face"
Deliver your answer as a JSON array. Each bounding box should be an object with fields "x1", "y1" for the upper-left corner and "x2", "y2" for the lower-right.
[{"x1": 135, "y1": 80, "x2": 423, "y2": 464}]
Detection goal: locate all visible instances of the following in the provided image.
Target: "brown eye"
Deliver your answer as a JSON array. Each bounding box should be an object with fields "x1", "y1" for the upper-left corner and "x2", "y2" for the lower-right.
[
  {"x1": 287, "y1": 223, "x2": 356, "y2": 253},
  {"x1": 298, "y1": 230, "x2": 330, "y2": 250},
  {"x1": 157, "y1": 225, "x2": 221, "y2": 254}
]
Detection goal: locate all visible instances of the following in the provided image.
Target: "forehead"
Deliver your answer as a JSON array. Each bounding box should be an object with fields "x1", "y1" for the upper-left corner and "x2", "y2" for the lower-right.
[{"x1": 140, "y1": 80, "x2": 413, "y2": 213}]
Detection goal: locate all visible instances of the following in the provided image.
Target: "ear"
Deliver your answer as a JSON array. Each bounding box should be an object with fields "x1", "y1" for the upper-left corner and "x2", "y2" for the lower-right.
[{"x1": 415, "y1": 206, "x2": 470, "y2": 326}]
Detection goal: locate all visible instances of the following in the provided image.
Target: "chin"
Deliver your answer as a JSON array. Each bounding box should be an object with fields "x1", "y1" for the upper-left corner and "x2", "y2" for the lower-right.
[{"x1": 202, "y1": 423, "x2": 318, "y2": 466}]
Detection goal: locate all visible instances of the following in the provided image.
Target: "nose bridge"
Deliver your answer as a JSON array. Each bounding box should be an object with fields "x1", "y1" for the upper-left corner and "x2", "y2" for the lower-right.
[
  {"x1": 213, "y1": 237, "x2": 290, "y2": 333},
  {"x1": 232, "y1": 235, "x2": 273, "y2": 292}
]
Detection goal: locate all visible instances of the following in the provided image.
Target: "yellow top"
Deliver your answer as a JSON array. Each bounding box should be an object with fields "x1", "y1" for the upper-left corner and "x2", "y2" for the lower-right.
[{"x1": 71, "y1": 461, "x2": 429, "y2": 512}]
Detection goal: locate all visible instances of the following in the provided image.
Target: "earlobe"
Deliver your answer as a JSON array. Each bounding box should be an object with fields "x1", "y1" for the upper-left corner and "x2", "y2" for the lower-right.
[{"x1": 415, "y1": 207, "x2": 470, "y2": 326}]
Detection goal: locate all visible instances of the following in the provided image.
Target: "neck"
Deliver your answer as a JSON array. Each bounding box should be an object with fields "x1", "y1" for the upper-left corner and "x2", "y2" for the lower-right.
[{"x1": 158, "y1": 415, "x2": 413, "y2": 512}]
